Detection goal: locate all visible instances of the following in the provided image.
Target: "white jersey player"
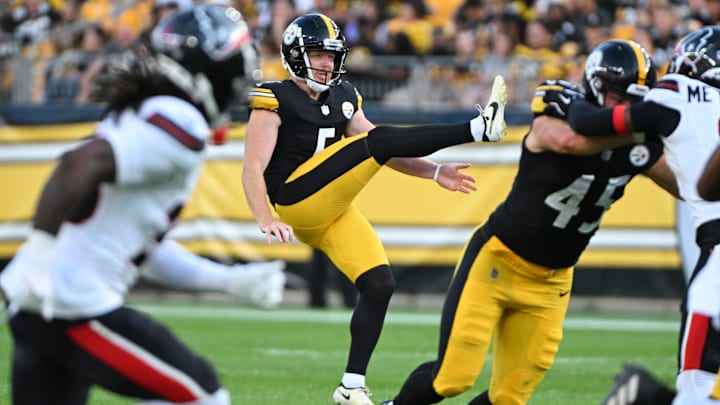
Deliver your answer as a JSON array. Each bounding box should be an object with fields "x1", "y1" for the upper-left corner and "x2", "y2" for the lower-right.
[
  {"x1": 0, "y1": 5, "x2": 266, "y2": 404},
  {"x1": 568, "y1": 26, "x2": 720, "y2": 405}
]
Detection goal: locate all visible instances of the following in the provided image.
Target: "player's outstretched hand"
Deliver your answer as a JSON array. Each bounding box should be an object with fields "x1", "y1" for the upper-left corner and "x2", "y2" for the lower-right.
[{"x1": 434, "y1": 163, "x2": 477, "y2": 194}]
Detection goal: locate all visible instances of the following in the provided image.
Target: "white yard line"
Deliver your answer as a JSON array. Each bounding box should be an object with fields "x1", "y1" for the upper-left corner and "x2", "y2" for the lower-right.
[{"x1": 135, "y1": 304, "x2": 678, "y2": 332}]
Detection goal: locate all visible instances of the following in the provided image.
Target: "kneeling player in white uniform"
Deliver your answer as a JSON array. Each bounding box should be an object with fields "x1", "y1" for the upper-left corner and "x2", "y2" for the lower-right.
[{"x1": 0, "y1": 5, "x2": 263, "y2": 404}]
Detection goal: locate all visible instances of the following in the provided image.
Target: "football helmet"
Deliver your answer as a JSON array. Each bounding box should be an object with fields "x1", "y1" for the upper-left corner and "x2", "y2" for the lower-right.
[
  {"x1": 150, "y1": 4, "x2": 260, "y2": 127},
  {"x1": 583, "y1": 39, "x2": 656, "y2": 106},
  {"x1": 668, "y1": 26, "x2": 720, "y2": 89},
  {"x1": 281, "y1": 13, "x2": 348, "y2": 93}
]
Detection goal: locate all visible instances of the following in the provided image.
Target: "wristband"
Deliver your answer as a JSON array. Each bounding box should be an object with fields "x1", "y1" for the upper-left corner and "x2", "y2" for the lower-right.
[{"x1": 433, "y1": 164, "x2": 442, "y2": 182}]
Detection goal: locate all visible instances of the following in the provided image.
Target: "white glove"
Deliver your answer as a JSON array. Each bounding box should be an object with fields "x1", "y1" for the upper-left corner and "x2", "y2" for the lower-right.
[{"x1": 0, "y1": 229, "x2": 55, "y2": 320}]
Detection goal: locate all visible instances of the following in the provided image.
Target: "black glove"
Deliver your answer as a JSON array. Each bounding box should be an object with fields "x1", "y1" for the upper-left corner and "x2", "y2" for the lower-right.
[{"x1": 531, "y1": 80, "x2": 585, "y2": 119}]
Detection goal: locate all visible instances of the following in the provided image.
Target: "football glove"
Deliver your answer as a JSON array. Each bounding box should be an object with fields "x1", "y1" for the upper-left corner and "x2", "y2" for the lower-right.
[{"x1": 531, "y1": 80, "x2": 585, "y2": 119}]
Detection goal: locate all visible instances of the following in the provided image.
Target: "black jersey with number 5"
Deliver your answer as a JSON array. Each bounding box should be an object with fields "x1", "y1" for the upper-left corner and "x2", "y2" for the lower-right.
[
  {"x1": 487, "y1": 136, "x2": 664, "y2": 268},
  {"x1": 248, "y1": 80, "x2": 361, "y2": 202}
]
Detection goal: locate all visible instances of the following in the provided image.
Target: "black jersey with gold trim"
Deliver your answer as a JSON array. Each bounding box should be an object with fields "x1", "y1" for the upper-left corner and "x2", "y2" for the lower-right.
[
  {"x1": 248, "y1": 80, "x2": 361, "y2": 202},
  {"x1": 487, "y1": 137, "x2": 664, "y2": 269}
]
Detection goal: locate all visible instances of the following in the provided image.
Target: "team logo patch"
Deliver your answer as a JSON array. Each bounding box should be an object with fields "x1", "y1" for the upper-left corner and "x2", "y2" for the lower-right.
[
  {"x1": 629, "y1": 144, "x2": 650, "y2": 166},
  {"x1": 586, "y1": 49, "x2": 602, "y2": 74},
  {"x1": 342, "y1": 102, "x2": 354, "y2": 119},
  {"x1": 283, "y1": 24, "x2": 298, "y2": 46}
]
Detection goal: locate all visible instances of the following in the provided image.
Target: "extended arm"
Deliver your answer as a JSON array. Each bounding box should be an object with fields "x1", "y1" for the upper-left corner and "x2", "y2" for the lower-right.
[
  {"x1": 698, "y1": 144, "x2": 720, "y2": 201},
  {"x1": 242, "y1": 109, "x2": 294, "y2": 243},
  {"x1": 346, "y1": 108, "x2": 477, "y2": 193},
  {"x1": 567, "y1": 99, "x2": 679, "y2": 137},
  {"x1": 526, "y1": 115, "x2": 634, "y2": 155}
]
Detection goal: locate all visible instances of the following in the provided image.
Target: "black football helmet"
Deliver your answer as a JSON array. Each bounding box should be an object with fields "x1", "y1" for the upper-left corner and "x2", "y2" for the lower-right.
[
  {"x1": 150, "y1": 4, "x2": 260, "y2": 126},
  {"x1": 668, "y1": 26, "x2": 720, "y2": 89},
  {"x1": 281, "y1": 13, "x2": 348, "y2": 93},
  {"x1": 583, "y1": 39, "x2": 656, "y2": 106}
]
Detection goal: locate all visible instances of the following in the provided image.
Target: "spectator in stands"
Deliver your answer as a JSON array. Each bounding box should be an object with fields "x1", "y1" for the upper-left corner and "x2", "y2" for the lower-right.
[
  {"x1": 648, "y1": 4, "x2": 682, "y2": 71},
  {"x1": 0, "y1": 5, "x2": 271, "y2": 404},
  {"x1": 44, "y1": 24, "x2": 107, "y2": 103},
  {"x1": 380, "y1": 0, "x2": 434, "y2": 55},
  {"x1": 2, "y1": 0, "x2": 60, "y2": 45}
]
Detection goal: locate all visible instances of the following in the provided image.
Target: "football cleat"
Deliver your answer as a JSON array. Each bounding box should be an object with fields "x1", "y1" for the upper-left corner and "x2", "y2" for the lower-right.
[
  {"x1": 601, "y1": 363, "x2": 675, "y2": 405},
  {"x1": 224, "y1": 260, "x2": 286, "y2": 309},
  {"x1": 473, "y1": 75, "x2": 507, "y2": 142},
  {"x1": 333, "y1": 384, "x2": 373, "y2": 405}
]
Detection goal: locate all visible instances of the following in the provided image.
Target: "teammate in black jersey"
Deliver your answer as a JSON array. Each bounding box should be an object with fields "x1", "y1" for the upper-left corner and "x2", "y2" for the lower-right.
[
  {"x1": 380, "y1": 40, "x2": 678, "y2": 405},
  {"x1": 241, "y1": 13, "x2": 508, "y2": 405},
  {"x1": 568, "y1": 27, "x2": 720, "y2": 405}
]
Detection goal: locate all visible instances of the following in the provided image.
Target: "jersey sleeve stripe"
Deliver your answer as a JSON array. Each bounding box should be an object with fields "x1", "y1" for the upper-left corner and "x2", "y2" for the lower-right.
[
  {"x1": 249, "y1": 88, "x2": 280, "y2": 111},
  {"x1": 146, "y1": 113, "x2": 205, "y2": 152},
  {"x1": 657, "y1": 79, "x2": 680, "y2": 92}
]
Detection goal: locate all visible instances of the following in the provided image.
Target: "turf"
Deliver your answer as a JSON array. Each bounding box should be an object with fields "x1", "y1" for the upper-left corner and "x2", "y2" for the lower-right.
[{"x1": 0, "y1": 297, "x2": 681, "y2": 404}]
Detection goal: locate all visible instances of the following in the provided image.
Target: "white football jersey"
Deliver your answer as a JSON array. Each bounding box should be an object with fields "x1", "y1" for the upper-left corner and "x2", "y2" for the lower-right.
[
  {"x1": 646, "y1": 73, "x2": 720, "y2": 230},
  {"x1": 49, "y1": 96, "x2": 209, "y2": 318}
]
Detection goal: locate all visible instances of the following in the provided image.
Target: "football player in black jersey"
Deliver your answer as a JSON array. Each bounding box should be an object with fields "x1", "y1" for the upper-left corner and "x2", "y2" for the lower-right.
[
  {"x1": 241, "y1": 13, "x2": 508, "y2": 405},
  {"x1": 380, "y1": 40, "x2": 678, "y2": 405},
  {"x1": 568, "y1": 27, "x2": 720, "y2": 405}
]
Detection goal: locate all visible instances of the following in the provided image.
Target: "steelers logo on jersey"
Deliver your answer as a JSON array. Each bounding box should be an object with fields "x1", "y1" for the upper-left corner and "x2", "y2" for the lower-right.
[
  {"x1": 342, "y1": 101, "x2": 354, "y2": 119},
  {"x1": 629, "y1": 144, "x2": 650, "y2": 167}
]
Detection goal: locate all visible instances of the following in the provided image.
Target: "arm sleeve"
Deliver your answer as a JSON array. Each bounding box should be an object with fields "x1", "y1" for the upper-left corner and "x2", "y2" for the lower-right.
[
  {"x1": 568, "y1": 99, "x2": 680, "y2": 137},
  {"x1": 566, "y1": 99, "x2": 619, "y2": 136}
]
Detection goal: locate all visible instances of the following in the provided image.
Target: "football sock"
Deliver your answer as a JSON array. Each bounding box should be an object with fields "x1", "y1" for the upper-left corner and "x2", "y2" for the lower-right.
[
  {"x1": 342, "y1": 373, "x2": 366, "y2": 389},
  {"x1": 470, "y1": 115, "x2": 487, "y2": 141},
  {"x1": 366, "y1": 124, "x2": 474, "y2": 164}
]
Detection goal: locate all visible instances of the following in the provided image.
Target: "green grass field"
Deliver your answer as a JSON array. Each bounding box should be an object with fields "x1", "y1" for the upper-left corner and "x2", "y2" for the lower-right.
[{"x1": 0, "y1": 296, "x2": 681, "y2": 404}]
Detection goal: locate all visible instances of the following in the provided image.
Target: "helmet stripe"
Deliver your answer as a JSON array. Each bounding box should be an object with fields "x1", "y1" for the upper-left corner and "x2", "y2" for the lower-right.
[
  {"x1": 630, "y1": 42, "x2": 648, "y2": 86},
  {"x1": 319, "y1": 14, "x2": 336, "y2": 39}
]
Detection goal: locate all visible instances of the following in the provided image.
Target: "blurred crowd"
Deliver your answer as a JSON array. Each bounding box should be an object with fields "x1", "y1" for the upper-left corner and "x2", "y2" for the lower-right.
[{"x1": 0, "y1": 0, "x2": 718, "y2": 108}]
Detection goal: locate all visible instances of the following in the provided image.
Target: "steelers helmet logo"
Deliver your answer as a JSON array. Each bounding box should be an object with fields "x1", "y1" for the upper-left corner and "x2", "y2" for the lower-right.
[
  {"x1": 629, "y1": 144, "x2": 650, "y2": 166},
  {"x1": 283, "y1": 24, "x2": 299, "y2": 46},
  {"x1": 342, "y1": 101, "x2": 354, "y2": 119}
]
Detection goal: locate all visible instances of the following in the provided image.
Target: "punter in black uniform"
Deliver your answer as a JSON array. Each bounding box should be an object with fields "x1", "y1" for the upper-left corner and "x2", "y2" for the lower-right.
[
  {"x1": 241, "y1": 13, "x2": 509, "y2": 405},
  {"x1": 380, "y1": 40, "x2": 679, "y2": 405}
]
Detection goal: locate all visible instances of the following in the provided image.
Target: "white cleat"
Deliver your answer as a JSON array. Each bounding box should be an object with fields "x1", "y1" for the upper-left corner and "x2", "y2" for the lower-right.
[
  {"x1": 224, "y1": 260, "x2": 286, "y2": 309},
  {"x1": 333, "y1": 384, "x2": 374, "y2": 405},
  {"x1": 475, "y1": 75, "x2": 508, "y2": 142}
]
